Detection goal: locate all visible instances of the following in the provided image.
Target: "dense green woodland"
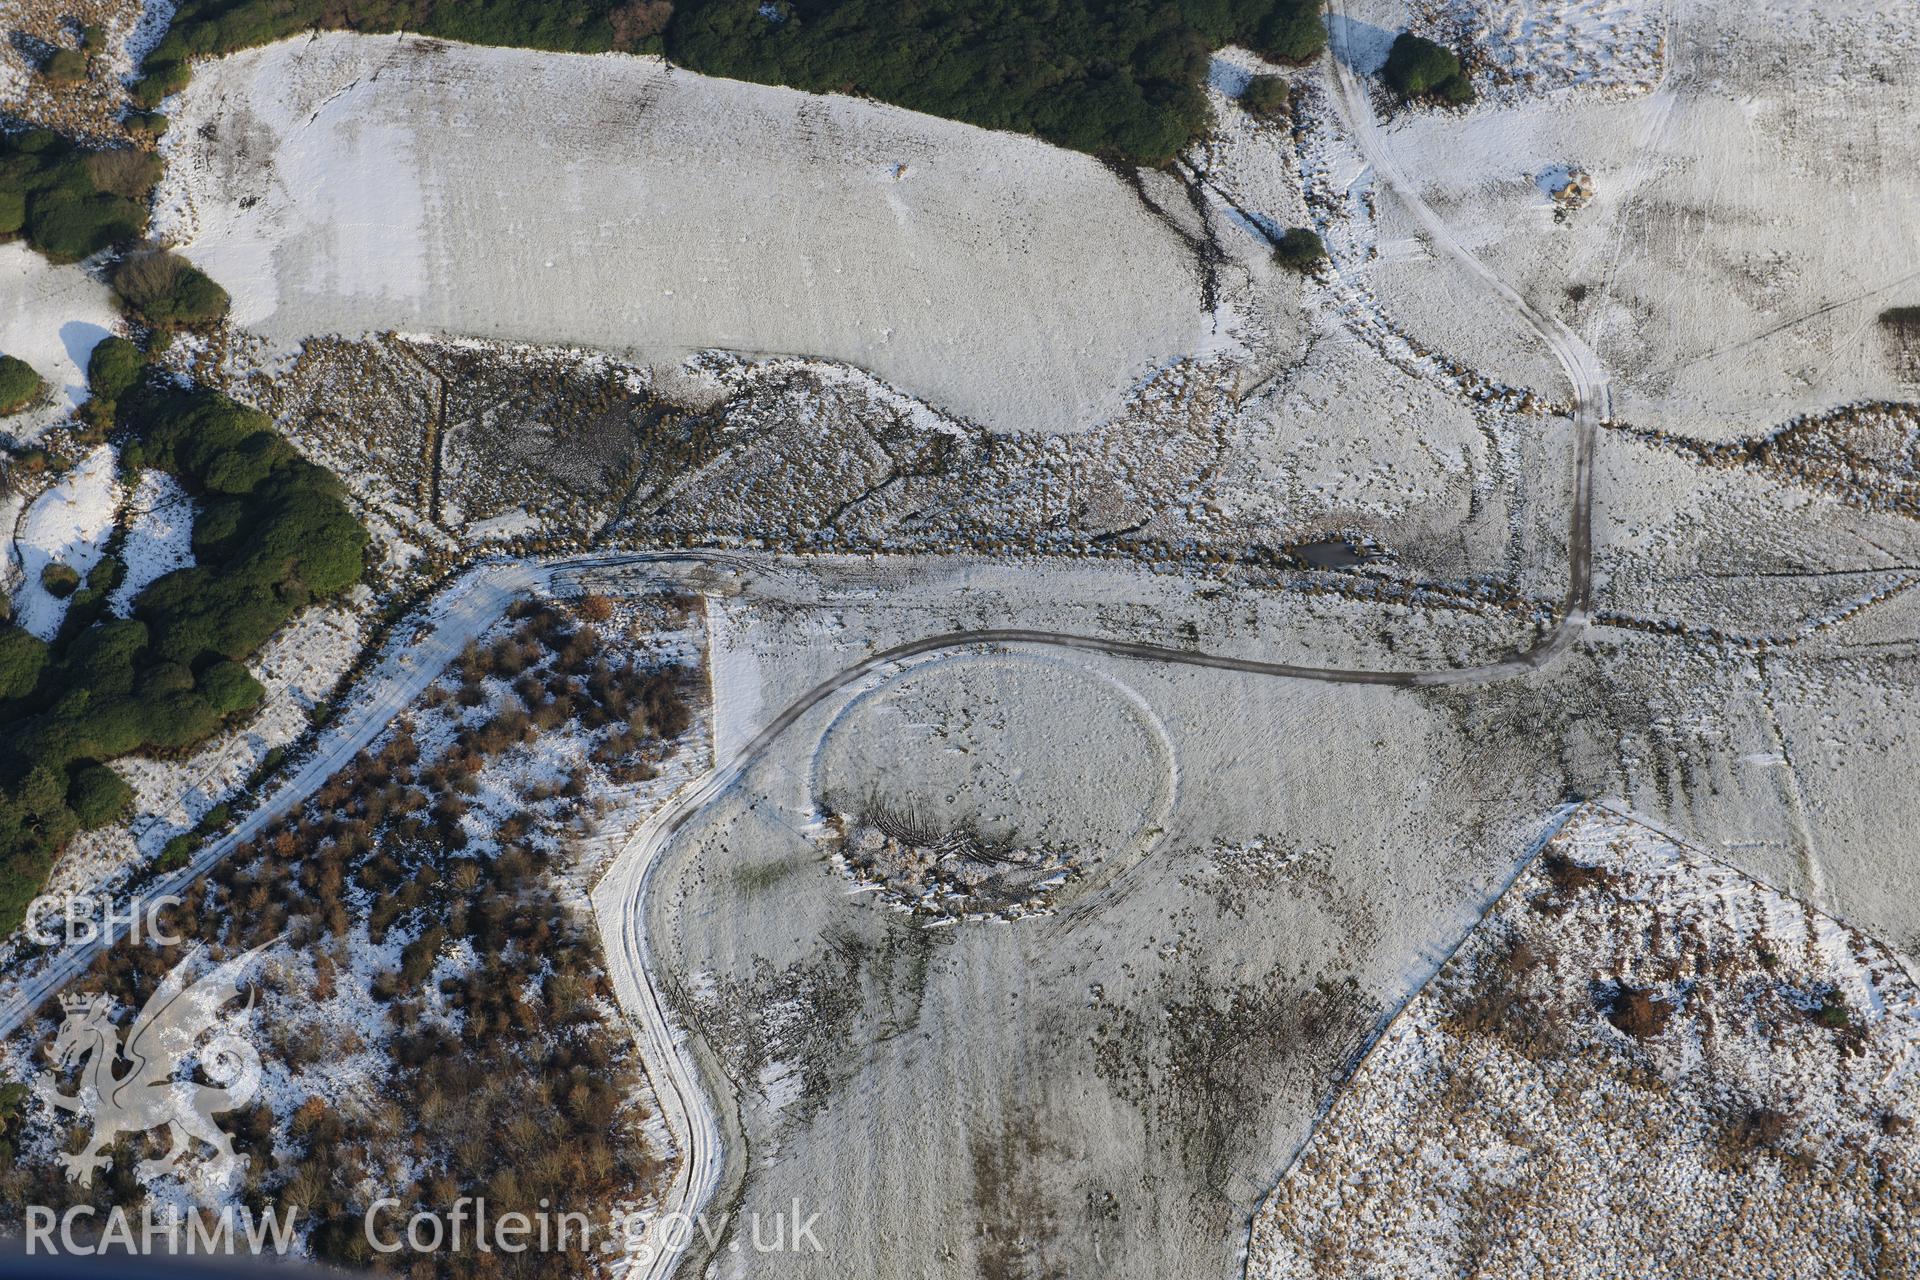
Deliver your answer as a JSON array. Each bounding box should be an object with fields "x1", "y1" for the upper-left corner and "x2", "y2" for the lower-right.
[
  {"x1": 666, "y1": 0, "x2": 1327, "y2": 163},
  {"x1": 142, "y1": 0, "x2": 661, "y2": 63},
  {"x1": 139, "y1": 0, "x2": 1327, "y2": 164},
  {"x1": 0, "y1": 385, "x2": 368, "y2": 934}
]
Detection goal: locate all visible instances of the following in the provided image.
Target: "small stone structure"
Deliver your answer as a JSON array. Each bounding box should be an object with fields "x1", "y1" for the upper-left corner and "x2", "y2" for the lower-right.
[
  {"x1": 830, "y1": 813, "x2": 1078, "y2": 920},
  {"x1": 1551, "y1": 167, "x2": 1596, "y2": 208}
]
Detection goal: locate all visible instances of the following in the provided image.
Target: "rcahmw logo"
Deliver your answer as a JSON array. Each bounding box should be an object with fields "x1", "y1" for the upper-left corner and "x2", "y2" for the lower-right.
[
  {"x1": 36, "y1": 943, "x2": 270, "y2": 1196},
  {"x1": 26, "y1": 1204, "x2": 300, "y2": 1258}
]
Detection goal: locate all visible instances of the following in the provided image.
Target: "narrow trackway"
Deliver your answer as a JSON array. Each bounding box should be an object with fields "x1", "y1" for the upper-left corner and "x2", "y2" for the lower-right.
[{"x1": 2, "y1": 33, "x2": 1611, "y2": 1280}]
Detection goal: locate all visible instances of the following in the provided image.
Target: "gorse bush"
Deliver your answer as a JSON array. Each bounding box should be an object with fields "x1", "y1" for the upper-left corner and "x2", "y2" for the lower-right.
[
  {"x1": 84, "y1": 150, "x2": 165, "y2": 201},
  {"x1": 198, "y1": 661, "x2": 267, "y2": 715},
  {"x1": 0, "y1": 629, "x2": 48, "y2": 703},
  {"x1": 1242, "y1": 74, "x2": 1289, "y2": 117},
  {"x1": 124, "y1": 111, "x2": 170, "y2": 139},
  {"x1": 0, "y1": 132, "x2": 152, "y2": 264},
  {"x1": 86, "y1": 338, "x2": 146, "y2": 402},
  {"x1": 1382, "y1": 32, "x2": 1474, "y2": 105},
  {"x1": 0, "y1": 1081, "x2": 27, "y2": 1163},
  {"x1": 50, "y1": 559, "x2": 127, "y2": 651},
  {"x1": 112, "y1": 251, "x2": 231, "y2": 329},
  {"x1": 67, "y1": 763, "x2": 133, "y2": 829},
  {"x1": 130, "y1": 59, "x2": 192, "y2": 109},
  {"x1": 0, "y1": 381, "x2": 368, "y2": 934},
  {"x1": 1273, "y1": 225, "x2": 1325, "y2": 271},
  {"x1": 40, "y1": 49, "x2": 89, "y2": 85},
  {"x1": 39, "y1": 564, "x2": 80, "y2": 599},
  {"x1": 0, "y1": 355, "x2": 44, "y2": 415}
]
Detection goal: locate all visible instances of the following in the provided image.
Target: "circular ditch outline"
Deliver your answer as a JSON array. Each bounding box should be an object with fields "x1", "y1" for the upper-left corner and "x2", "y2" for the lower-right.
[{"x1": 803, "y1": 647, "x2": 1179, "y2": 918}]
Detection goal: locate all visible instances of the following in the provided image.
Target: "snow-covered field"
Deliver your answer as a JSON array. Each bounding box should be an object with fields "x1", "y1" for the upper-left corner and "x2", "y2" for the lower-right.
[
  {"x1": 1421, "y1": 0, "x2": 1667, "y2": 100},
  {"x1": 1363, "y1": 0, "x2": 1920, "y2": 440},
  {"x1": 4, "y1": 2, "x2": 1920, "y2": 1274},
  {"x1": 810, "y1": 650, "x2": 1178, "y2": 918},
  {"x1": 156, "y1": 33, "x2": 1227, "y2": 435},
  {"x1": 0, "y1": 243, "x2": 117, "y2": 437},
  {"x1": 8, "y1": 444, "x2": 121, "y2": 638},
  {"x1": 204, "y1": 54, "x2": 1546, "y2": 590},
  {"x1": 107, "y1": 469, "x2": 194, "y2": 612}
]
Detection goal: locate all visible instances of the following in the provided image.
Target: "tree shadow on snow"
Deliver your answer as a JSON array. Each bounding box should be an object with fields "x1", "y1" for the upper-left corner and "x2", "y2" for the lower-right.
[{"x1": 1328, "y1": 14, "x2": 1398, "y2": 76}]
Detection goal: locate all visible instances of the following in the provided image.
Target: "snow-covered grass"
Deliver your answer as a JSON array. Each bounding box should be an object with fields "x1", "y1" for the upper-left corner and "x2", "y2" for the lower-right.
[
  {"x1": 109, "y1": 469, "x2": 195, "y2": 614},
  {"x1": 156, "y1": 32, "x2": 1221, "y2": 436},
  {"x1": 1363, "y1": 0, "x2": 1920, "y2": 440},
  {"x1": 186, "y1": 41, "x2": 1544, "y2": 587},
  {"x1": 9, "y1": 444, "x2": 122, "y2": 639},
  {"x1": 811, "y1": 651, "x2": 1176, "y2": 920},
  {"x1": 157, "y1": 31, "x2": 1221, "y2": 441},
  {"x1": 1421, "y1": 0, "x2": 1667, "y2": 101},
  {"x1": 0, "y1": 242, "x2": 118, "y2": 438}
]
